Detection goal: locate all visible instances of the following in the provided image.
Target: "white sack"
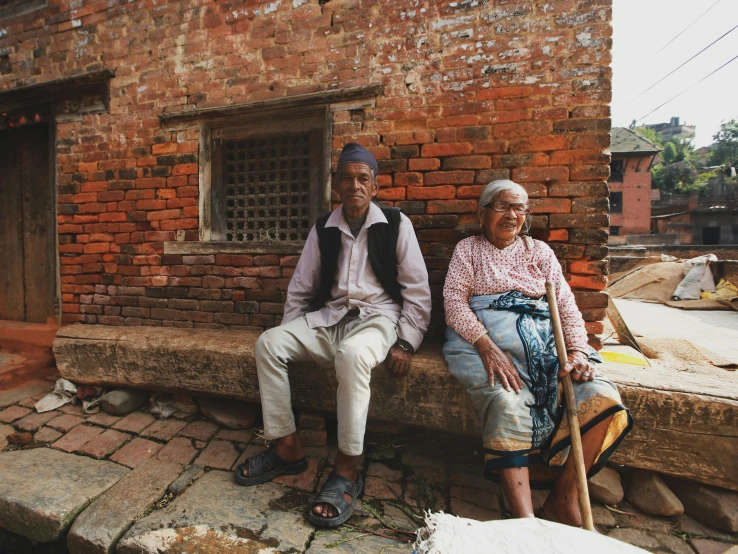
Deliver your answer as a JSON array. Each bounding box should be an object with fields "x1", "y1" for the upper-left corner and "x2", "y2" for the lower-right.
[{"x1": 414, "y1": 514, "x2": 647, "y2": 554}]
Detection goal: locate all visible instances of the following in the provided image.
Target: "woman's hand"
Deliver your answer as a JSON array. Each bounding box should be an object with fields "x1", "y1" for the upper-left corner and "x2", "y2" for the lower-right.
[
  {"x1": 474, "y1": 334, "x2": 523, "y2": 393},
  {"x1": 560, "y1": 350, "x2": 596, "y2": 382}
]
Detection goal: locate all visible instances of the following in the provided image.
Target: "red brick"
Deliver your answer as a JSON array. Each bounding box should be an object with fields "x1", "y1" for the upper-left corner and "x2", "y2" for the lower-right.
[
  {"x1": 511, "y1": 167, "x2": 569, "y2": 183},
  {"x1": 172, "y1": 163, "x2": 198, "y2": 175},
  {"x1": 194, "y1": 439, "x2": 239, "y2": 470},
  {"x1": 0, "y1": 406, "x2": 31, "y2": 423},
  {"x1": 472, "y1": 141, "x2": 508, "y2": 154},
  {"x1": 424, "y1": 171, "x2": 475, "y2": 186},
  {"x1": 47, "y1": 414, "x2": 85, "y2": 432},
  {"x1": 442, "y1": 156, "x2": 491, "y2": 170},
  {"x1": 178, "y1": 420, "x2": 219, "y2": 441},
  {"x1": 152, "y1": 142, "x2": 178, "y2": 155},
  {"x1": 408, "y1": 186, "x2": 456, "y2": 200},
  {"x1": 377, "y1": 187, "x2": 406, "y2": 201},
  {"x1": 79, "y1": 429, "x2": 130, "y2": 459},
  {"x1": 509, "y1": 136, "x2": 569, "y2": 153},
  {"x1": 427, "y1": 200, "x2": 478, "y2": 214},
  {"x1": 110, "y1": 437, "x2": 163, "y2": 468},
  {"x1": 155, "y1": 436, "x2": 198, "y2": 464},
  {"x1": 529, "y1": 198, "x2": 571, "y2": 214},
  {"x1": 421, "y1": 142, "x2": 473, "y2": 157},
  {"x1": 566, "y1": 274, "x2": 608, "y2": 291},
  {"x1": 112, "y1": 411, "x2": 156, "y2": 434},
  {"x1": 141, "y1": 419, "x2": 188, "y2": 440},
  {"x1": 52, "y1": 425, "x2": 104, "y2": 452},
  {"x1": 394, "y1": 172, "x2": 423, "y2": 187},
  {"x1": 15, "y1": 410, "x2": 61, "y2": 431},
  {"x1": 477, "y1": 85, "x2": 534, "y2": 100},
  {"x1": 408, "y1": 158, "x2": 440, "y2": 171}
]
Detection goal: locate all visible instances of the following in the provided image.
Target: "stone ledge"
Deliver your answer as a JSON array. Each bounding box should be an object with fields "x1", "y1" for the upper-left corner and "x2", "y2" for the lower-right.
[
  {"x1": 163, "y1": 241, "x2": 304, "y2": 255},
  {"x1": 53, "y1": 324, "x2": 738, "y2": 492}
]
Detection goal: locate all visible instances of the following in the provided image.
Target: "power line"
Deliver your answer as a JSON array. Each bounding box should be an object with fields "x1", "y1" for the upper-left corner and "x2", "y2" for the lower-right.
[
  {"x1": 656, "y1": 0, "x2": 723, "y2": 54},
  {"x1": 636, "y1": 54, "x2": 738, "y2": 122},
  {"x1": 625, "y1": 22, "x2": 738, "y2": 105}
]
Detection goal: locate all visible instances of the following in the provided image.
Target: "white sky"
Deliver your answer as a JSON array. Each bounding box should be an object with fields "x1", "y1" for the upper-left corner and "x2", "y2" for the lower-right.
[{"x1": 611, "y1": 0, "x2": 738, "y2": 147}]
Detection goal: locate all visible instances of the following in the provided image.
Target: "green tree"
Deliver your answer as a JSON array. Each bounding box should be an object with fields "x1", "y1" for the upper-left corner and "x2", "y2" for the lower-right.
[
  {"x1": 652, "y1": 161, "x2": 700, "y2": 193},
  {"x1": 709, "y1": 119, "x2": 738, "y2": 166},
  {"x1": 635, "y1": 126, "x2": 663, "y2": 146},
  {"x1": 662, "y1": 142, "x2": 677, "y2": 164}
]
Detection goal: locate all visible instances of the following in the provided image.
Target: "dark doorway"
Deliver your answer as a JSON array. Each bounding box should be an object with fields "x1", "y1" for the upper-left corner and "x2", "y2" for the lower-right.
[
  {"x1": 0, "y1": 121, "x2": 56, "y2": 323},
  {"x1": 702, "y1": 226, "x2": 721, "y2": 245}
]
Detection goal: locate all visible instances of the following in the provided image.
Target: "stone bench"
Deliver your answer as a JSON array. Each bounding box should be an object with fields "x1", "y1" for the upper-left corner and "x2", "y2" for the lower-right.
[{"x1": 53, "y1": 324, "x2": 738, "y2": 492}]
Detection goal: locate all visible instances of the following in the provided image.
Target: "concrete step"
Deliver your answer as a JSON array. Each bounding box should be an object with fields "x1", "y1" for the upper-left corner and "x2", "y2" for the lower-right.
[
  {"x1": 117, "y1": 471, "x2": 314, "y2": 553},
  {"x1": 0, "y1": 448, "x2": 129, "y2": 543}
]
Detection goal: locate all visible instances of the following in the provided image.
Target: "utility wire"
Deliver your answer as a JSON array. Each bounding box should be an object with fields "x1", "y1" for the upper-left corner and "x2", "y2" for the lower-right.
[
  {"x1": 636, "y1": 54, "x2": 738, "y2": 122},
  {"x1": 656, "y1": 0, "x2": 723, "y2": 54},
  {"x1": 625, "y1": 22, "x2": 738, "y2": 105}
]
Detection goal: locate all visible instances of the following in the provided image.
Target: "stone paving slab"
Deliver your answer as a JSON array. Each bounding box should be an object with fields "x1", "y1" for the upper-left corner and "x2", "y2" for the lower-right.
[
  {"x1": 308, "y1": 529, "x2": 413, "y2": 553},
  {"x1": 67, "y1": 458, "x2": 183, "y2": 554},
  {"x1": 0, "y1": 423, "x2": 13, "y2": 449},
  {"x1": 0, "y1": 380, "x2": 50, "y2": 408},
  {"x1": 117, "y1": 471, "x2": 314, "y2": 554},
  {"x1": 0, "y1": 448, "x2": 129, "y2": 542}
]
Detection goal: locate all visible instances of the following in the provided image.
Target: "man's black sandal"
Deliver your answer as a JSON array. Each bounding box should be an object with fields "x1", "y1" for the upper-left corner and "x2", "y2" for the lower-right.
[
  {"x1": 306, "y1": 471, "x2": 364, "y2": 528},
  {"x1": 233, "y1": 448, "x2": 308, "y2": 486}
]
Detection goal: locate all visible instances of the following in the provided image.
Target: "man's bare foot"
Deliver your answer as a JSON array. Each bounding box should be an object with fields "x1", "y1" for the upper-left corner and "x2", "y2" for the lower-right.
[
  {"x1": 313, "y1": 451, "x2": 360, "y2": 519},
  {"x1": 240, "y1": 432, "x2": 304, "y2": 478}
]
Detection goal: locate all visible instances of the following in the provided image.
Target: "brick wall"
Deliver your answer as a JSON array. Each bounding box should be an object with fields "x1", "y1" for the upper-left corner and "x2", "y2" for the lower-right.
[{"x1": 1, "y1": 0, "x2": 613, "y2": 346}]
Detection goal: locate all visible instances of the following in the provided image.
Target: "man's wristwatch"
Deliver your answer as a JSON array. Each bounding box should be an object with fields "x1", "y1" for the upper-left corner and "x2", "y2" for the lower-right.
[{"x1": 394, "y1": 338, "x2": 414, "y2": 353}]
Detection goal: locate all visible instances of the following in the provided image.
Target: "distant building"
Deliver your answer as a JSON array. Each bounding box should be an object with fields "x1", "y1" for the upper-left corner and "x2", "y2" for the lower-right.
[
  {"x1": 609, "y1": 128, "x2": 662, "y2": 236},
  {"x1": 645, "y1": 117, "x2": 696, "y2": 142}
]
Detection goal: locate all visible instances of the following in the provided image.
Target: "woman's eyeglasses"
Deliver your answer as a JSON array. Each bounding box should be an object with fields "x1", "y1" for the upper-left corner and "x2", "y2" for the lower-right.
[{"x1": 484, "y1": 201, "x2": 531, "y2": 215}]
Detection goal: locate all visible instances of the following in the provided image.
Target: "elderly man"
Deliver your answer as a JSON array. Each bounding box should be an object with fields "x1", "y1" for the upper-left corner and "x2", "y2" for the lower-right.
[{"x1": 234, "y1": 142, "x2": 432, "y2": 528}]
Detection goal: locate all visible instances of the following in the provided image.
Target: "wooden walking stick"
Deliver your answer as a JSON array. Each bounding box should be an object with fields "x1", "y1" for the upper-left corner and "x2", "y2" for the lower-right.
[{"x1": 545, "y1": 281, "x2": 595, "y2": 532}]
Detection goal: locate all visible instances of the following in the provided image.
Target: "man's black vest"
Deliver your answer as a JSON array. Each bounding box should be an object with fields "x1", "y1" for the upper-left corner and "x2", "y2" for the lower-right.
[{"x1": 308, "y1": 206, "x2": 404, "y2": 312}]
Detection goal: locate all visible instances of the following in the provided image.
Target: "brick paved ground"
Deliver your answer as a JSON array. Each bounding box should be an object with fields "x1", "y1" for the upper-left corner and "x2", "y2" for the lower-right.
[{"x1": 1, "y1": 379, "x2": 737, "y2": 554}]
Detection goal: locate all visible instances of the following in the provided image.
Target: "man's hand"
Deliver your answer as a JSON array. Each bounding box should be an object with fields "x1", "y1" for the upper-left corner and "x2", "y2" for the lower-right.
[{"x1": 386, "y1": 345, "x2": 411, "y2": 376}]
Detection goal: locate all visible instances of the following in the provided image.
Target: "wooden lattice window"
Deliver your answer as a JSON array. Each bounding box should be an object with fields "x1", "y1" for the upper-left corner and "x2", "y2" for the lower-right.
[{"x1": 208, "y1": 110, "x2": 329, "y2": 243}]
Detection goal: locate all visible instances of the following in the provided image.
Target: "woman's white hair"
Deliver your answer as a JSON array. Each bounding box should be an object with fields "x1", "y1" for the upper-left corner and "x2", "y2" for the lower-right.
[
  {"x1": 478, "y1": 180, "x2": 528, "y2": 209},
  {"x1": 478, "y1": 179, "x2": 532, "y2": 235}
]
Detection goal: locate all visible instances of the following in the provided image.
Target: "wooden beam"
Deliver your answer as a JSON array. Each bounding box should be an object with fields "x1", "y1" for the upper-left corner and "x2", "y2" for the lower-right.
[
  {"x1": 0, "y1": 70, "x2": 114, "y2": 112},
  {"x1": 158, "y1": 85, "x2": 383, "y2": 129}
]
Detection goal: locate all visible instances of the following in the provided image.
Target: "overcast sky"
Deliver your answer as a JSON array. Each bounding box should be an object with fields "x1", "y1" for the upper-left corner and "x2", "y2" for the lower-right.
[{"x1": 611, "y1": 0, "x2": 738, "y2": 147}]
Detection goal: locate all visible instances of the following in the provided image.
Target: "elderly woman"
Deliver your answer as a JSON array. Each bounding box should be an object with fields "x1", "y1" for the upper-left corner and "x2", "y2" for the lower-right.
[{"x1": 442, "y1": 180, "x2": 632, "y2": 527}]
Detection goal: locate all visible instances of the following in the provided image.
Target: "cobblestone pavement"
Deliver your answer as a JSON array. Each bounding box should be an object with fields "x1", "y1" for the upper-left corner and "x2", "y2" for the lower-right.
[{"x1": 1, "y1": 379, "x2": 737, "y2": 553}]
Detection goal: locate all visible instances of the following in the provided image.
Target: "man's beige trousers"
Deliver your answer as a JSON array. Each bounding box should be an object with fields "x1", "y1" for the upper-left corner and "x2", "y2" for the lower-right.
[{"x1": 254, "y1": 314, "x2": 397, "y2": 456}]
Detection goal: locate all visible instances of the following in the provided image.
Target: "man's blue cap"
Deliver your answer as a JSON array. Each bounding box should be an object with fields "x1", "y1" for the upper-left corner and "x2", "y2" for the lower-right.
[{"x1": 337, "y1": 142, "x2": 378, "y2": 177}]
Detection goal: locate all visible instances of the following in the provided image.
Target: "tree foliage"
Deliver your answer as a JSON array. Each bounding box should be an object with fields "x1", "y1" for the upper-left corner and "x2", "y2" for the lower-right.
[
  {"x1": 709, "y1": 119, "x2": 738, "y2": 166},
  {"x1": 651, "y1": 161, "x2": 703, "y2": 194},
  {"x1": 635, "y1": 126, "x2": 663, "y2": 146},
  {"x1": 662, "y1": 142, "x2": 677, "y2": 164}
]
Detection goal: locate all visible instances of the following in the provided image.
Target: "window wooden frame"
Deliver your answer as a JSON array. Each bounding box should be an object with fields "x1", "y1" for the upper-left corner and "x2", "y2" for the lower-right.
[
  {"x1": 207, "y1": 108, "x2": 329, "y2": 244},
  {"x1": 160, "y1": 85, "x2": 382, "y2": 255}
]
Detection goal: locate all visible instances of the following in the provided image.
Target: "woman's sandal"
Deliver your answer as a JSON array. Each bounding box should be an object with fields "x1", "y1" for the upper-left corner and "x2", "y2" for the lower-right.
[
  {"x1": 233, "y1": 448, "x2": 308, "y2": 486},
  {"x1": 306, "y1": 471, "x2": 364, "y2": 528}
]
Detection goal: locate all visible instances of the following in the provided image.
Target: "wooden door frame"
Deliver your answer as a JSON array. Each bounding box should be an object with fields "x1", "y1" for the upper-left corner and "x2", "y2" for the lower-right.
[{"x1": 0, "y1": 107, "x2": 60, "y2": 324}]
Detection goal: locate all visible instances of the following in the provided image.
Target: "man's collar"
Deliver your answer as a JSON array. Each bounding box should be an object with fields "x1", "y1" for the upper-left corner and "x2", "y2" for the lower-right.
[{"x1": 325, "y1": 203, "x2": 388, "y2": 234}]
